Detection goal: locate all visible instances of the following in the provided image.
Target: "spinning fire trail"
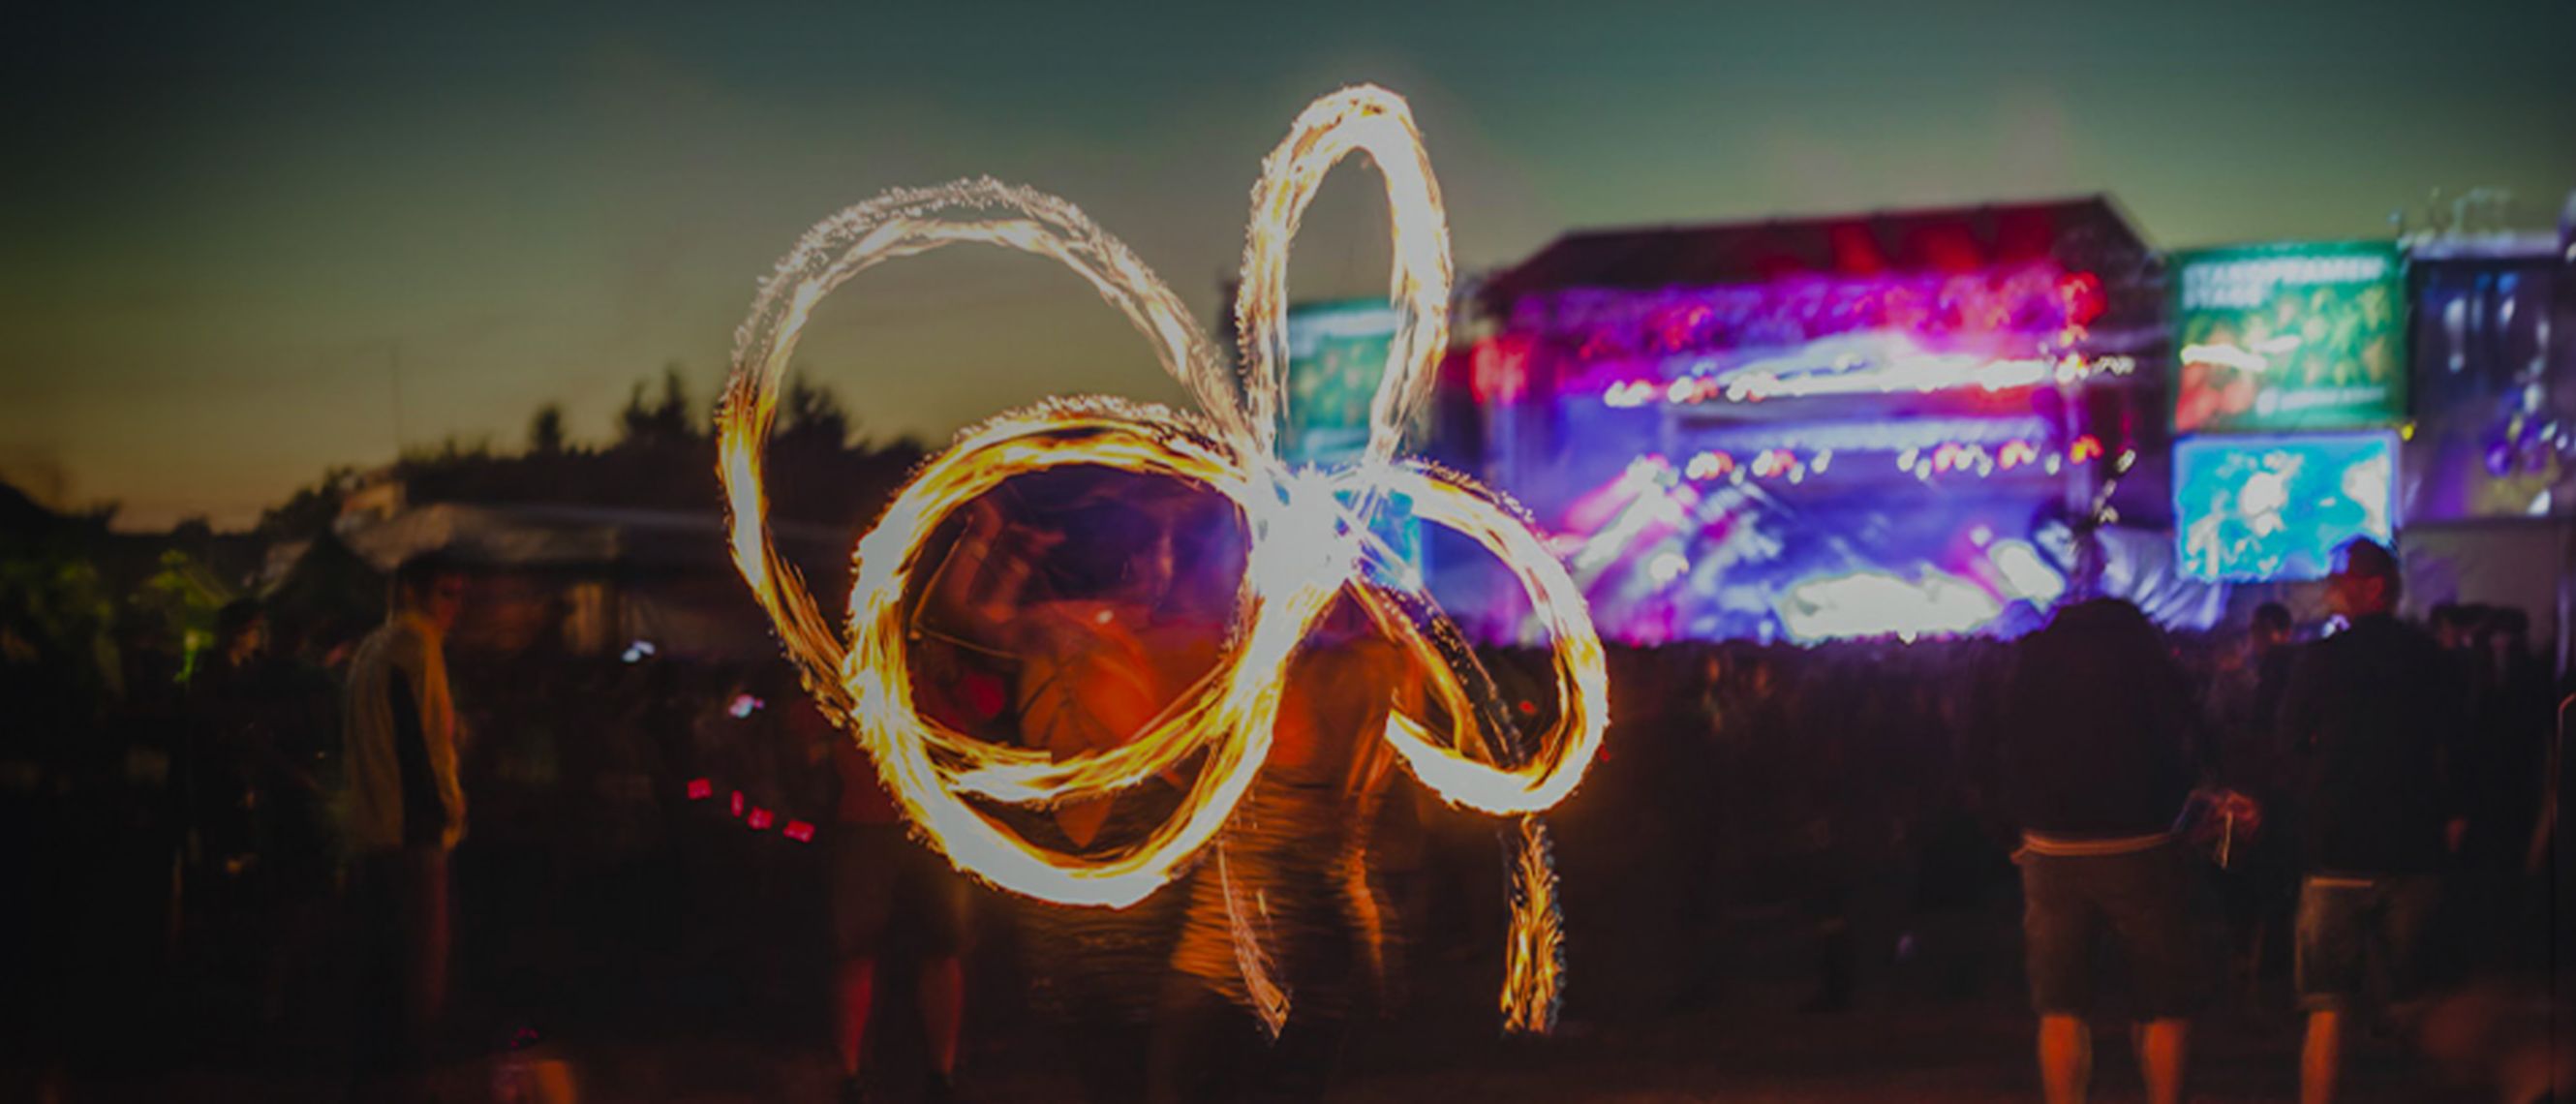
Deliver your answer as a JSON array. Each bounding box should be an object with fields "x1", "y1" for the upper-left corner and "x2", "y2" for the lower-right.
[{"x1": 716, "y1": 86, "x2": 1610, "y2": 1033}]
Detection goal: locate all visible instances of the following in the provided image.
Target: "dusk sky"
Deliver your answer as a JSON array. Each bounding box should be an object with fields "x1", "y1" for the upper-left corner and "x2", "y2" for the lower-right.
[{"x1": 5, "y1": 0, "x2": 2569, "y2": 530}]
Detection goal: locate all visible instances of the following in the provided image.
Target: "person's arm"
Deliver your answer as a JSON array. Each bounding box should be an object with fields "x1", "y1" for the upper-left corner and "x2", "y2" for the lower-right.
[
  {"x1": 387, "y1": 675, "x2": 447, "y2": 847},
  {"x1": 914, "y1": 499, "x2": 1053, "y2": 654}
]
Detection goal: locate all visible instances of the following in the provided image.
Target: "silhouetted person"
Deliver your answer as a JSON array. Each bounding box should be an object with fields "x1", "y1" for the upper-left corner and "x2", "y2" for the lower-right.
[
  {"x1": 916, "y1": 489, "x2": 1210, "y2": 1102},
  {"x1": 340, "y1": 551, "x2": 470, "y2": 1083},
  {"x1": 2207, "y1": 600, "x2": 2300, "y2": 1002},
  {"x1": 191, "y1": 599, "x2": 337, "y2": 1027},
  {"x1": 817, "y1": 686, "x2": 973, "y2": 1104},
  {"x1": 1145, "y1": 597, "x2": 1416, "y2": 1104},
  {"x1": 2276, "y1": 537, "x2": 2468, "y2": 1104},
  {"x1": 2455, "y1": 606, "x2": 2553, "y2": 972},
  {"x1": 1997, "y1": 597, "x2": 2201, "y2": 1104}
]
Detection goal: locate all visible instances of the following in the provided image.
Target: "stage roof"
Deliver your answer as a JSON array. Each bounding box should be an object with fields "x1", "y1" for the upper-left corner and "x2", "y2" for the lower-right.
[{"x1": 1483, "y1": 197, "x2": 2153, "y2": 305}]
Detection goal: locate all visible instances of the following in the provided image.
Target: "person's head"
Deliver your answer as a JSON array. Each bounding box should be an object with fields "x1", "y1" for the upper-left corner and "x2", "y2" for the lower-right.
[
  {"x1": 2482, "y1": 606, "x2": 2531, "y2": 662},
  {"x1": 215, "y1": 598, "x2": 268, "y2": 664},
  {"x1": 391, "y1": 550, "x2": 469, "y2": 633},
  {"x1": 2324, "y1": 537, "x2": 2401, "y2": 619},
  {"x1": 2251, "y1": 601, "x2": 2292, "y2": 651},
  {"x1": 2431, "y1": 602, "x2": 2476, "y2": 649}
]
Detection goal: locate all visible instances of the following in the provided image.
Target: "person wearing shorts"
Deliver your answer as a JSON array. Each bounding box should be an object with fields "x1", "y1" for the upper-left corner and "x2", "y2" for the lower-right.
[
  {"x1": 2021, "y1": 841, "x2": 2205, "y2": 1024},
  {"x1": 2276, "y1": 539, "x2": 2468, "y2": 1104},
  {"x1": 2294, "y1": 873, "x2": 2439, "y2": 1012},
  {"x1": 1998, "y1": 597, "x2": 2204, "y2": 1104}
]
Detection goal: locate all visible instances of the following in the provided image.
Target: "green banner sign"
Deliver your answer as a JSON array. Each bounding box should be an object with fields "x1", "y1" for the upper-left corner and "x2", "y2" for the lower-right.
[
  {"x1": 1283, "y1": 299, "x2": 1401, "y2": 466},
  {"x1": 2172, "y1": 241, "x2": 2407, "y2": 433}
]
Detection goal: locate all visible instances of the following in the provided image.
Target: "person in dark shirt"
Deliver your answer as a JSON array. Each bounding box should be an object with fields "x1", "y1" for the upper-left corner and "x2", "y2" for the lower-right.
[
  {"x1": 1996, "y1": 597, "x2": 2201, "y2": 1104},
  {"x1": 2275, "y1": 537, "x2": 2468, "y2": 1104},
  {"x1": 2455, "y1": 608, "x2": 2554, "y2": 962}
]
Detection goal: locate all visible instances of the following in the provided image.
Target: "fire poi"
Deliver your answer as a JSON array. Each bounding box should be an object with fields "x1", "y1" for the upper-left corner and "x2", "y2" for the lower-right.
[{"x1": 716, "y1": 86, "x2": 1610, "y2": 1034}]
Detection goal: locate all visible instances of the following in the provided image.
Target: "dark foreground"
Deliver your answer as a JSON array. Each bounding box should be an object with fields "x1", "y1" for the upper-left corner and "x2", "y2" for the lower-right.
[
  {"x1": 18, "y1": 889, "x2": 2535, "y2": 1104},
  {"x1": 18, "y1": 996, "x2": 2504, "y2": 1103}
]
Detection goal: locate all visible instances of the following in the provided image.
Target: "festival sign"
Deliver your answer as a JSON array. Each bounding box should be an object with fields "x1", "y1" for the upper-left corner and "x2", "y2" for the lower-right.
[
  {"x1": 2172, "y1": 242, "x2": 2406, "y2": 433},
  {"x1": 1284, "y1": 298, "x2": 1402, "y2": 466},
  {"x1": 1282, "y1": 298, "x2": 1428, "y2": 573}
]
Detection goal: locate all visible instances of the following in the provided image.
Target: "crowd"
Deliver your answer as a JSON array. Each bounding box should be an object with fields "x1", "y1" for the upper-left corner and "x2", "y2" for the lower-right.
[{"x1": 1, "y1": 516, "x2": 2564, "y2": 1103}]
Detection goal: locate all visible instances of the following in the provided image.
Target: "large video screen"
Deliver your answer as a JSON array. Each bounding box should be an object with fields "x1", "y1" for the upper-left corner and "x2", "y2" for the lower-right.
[
  {"x1": 1283, "y1": 299, "x2": 1402, "y2": 466},
  {"x1": 1281, "y1": 299, "x2": 1421, "y2": 571},
  {"x1": 2176, "y1": 433, "x2": 2398, "y2": 582},
  {"x1": 2173, "y1": 242, "x2": 2406, "y2": 434}
]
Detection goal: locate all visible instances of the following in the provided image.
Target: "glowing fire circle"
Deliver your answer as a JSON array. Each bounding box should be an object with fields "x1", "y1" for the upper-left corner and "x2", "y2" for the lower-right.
[{"x1": 717, "y1": 87, "x2": 1609, "y2": 1033}]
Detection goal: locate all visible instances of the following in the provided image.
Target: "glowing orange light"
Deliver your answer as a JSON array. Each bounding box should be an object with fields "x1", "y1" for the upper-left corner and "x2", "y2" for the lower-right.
[{"x1": 715, "y1": 86, "x2": 1608, "y2": 1034}]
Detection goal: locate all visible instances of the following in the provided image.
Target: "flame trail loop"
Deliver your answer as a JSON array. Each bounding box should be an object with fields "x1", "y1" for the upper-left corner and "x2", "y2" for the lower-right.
[{"x1": 717, "y1": 86, "x2": 1608, "y2": 1032}]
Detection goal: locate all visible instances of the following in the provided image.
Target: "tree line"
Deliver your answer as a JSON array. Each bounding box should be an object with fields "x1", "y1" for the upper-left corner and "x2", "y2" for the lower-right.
[{"x1": 257, "y1": 367, "x2": 926, "y2": 541}]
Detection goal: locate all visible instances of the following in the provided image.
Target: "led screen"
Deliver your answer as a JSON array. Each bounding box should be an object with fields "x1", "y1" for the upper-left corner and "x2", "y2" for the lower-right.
[
  {"x1": 2404, "y1": 259, "x2": 2574, "y2": 519},
  {"x1": 1282, "y1": 299, "x2": 1401, "y2": 466},
  {"x1": 1283, "y1": 299, "x2": 1419, "y2": 570},
  {"x1": 2175, "y1": 433, "x2": 2397, "y2": 581}
]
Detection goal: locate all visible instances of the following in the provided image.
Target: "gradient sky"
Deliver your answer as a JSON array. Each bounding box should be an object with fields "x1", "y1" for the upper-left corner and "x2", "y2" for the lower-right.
[{"x1": 5, "y1": 0, "x2": 2570, "y2": 530}]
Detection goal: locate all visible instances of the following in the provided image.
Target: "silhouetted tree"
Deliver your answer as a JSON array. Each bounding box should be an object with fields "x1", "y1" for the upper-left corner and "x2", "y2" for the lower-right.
[
  {"x1": 256, "y1": 370, "x2": 925, "y2": 536},
  {"x1": 617, "y1": 366, "x2": 701, "y2": 449},
  {"x1": 258, "y1": 467, "x2": 355, "y2": 540},
  {"x1": 780, "y1": 377, "x2": 851, "y2": 452},
  {"x1": 529, "y1": 403, "x2": 568, "y2": 455}
]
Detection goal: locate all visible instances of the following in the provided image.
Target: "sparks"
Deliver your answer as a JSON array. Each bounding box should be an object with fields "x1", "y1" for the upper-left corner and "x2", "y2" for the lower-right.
[{"x1": 716, "y1": 86, "x2": 1610, "y2": 1033}]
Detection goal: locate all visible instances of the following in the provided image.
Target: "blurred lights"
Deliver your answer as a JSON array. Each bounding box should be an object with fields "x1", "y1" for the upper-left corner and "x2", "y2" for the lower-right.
[
  {"x1": 1470, "y1": 336, "x2": 1532, "y2": 405},
  {"x1": 2180, "y1": 342, "x2": 2271, "y2": 374},
  {"x1": 1684, "y1": 450, "x2": 1736, "y2": 481},
  {"x1": 1774, "y1": 568, "x2": 2004, "y2": 643},
  {"x1": 1605, "y1": 380, "x2": 1659, "y2": 408},
  {"x1": 1986, "y1": 539, "x2": 2068, "y2": 604},
  {"x1": 1594, "y1": 347, "x2": 2135, "y2": 409}
]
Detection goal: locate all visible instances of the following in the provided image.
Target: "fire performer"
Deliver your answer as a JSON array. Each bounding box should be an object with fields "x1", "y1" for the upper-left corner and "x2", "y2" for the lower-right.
[
  {"x1": 1146, "y1": 595, "x2": 1420, "y2": 1103},
  {"x1": 919, "y1": 486, "x2": 1213, "y2": 1101}
]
